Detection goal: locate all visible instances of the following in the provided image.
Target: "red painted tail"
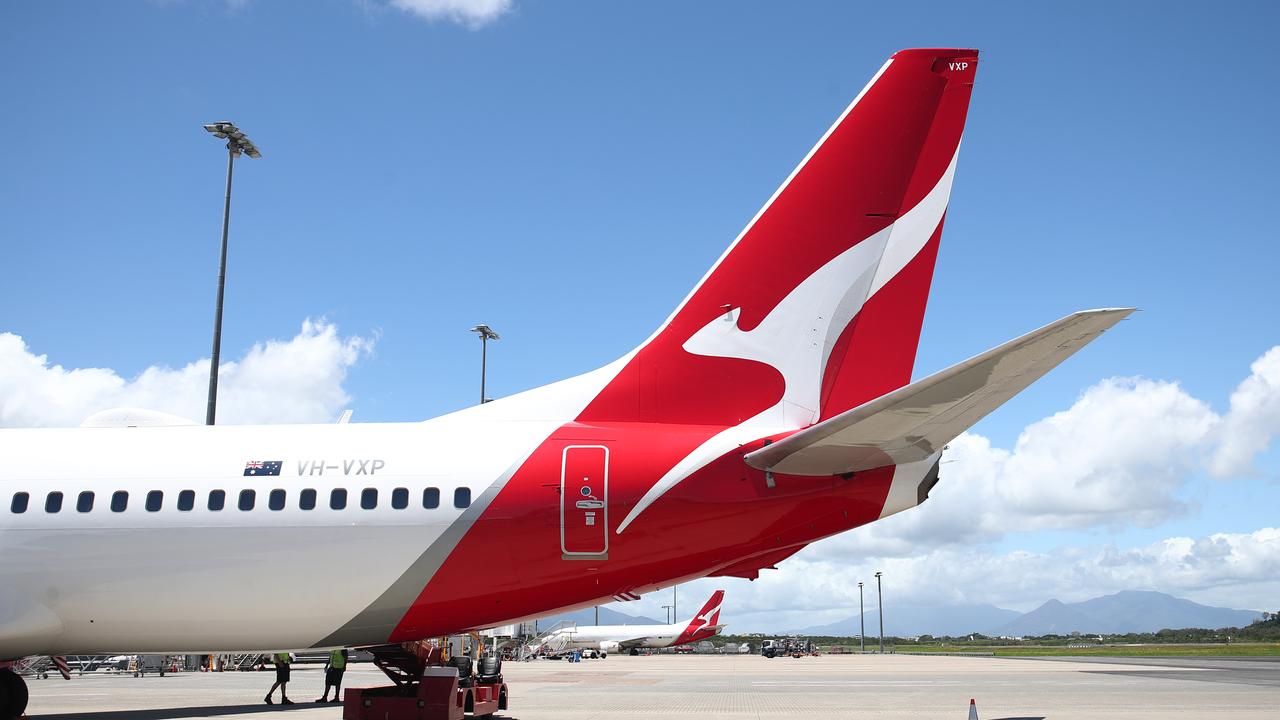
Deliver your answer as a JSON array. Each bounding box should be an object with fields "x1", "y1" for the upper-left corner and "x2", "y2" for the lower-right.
[
  {"x1": 580, "y1": 49, "x2": 979, "y2": 428},
  {"x1": 674, "y1": 590, "x2": 725, "y2": 644}
]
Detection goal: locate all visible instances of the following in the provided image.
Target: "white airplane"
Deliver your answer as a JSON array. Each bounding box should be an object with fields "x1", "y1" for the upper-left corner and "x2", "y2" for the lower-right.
[
  {"x1": 535, "y1": 590, "x2": 725, "y2": 657},
  {"x1": 0, "y1": 47, "x2": 1133, "y2": 720}
]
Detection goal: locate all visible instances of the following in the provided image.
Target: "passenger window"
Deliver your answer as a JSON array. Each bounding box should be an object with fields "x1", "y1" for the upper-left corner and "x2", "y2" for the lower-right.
[
  {"x1": 392, "y1": 487, "x2": 408, "y2": 509},
  {"x1": 77, "y1": 491, "x2": 95, "y2": 513},
  {"x1": 299, "y1": 489, "x2": 316, "y2": 510},
  {"x1": 178, "y1": 490, "x2": 195, "y2": 511},
  {"x1": 269, "y1": 489, "x2": 286, "y2": 511},
  {"x1": 208, "y1": 489, "x2": 226, "y2": 511},
  {"x1": 146, "y1": 490, "x2": 163, "y2": 512},
  {"x1": 330, "y1": 488, "x2": 347, "y2": 510},
  {"x1": 239, "y1": 489, "x2": 256, "y2": 511},
  {"x1": 111, "y1": 491, "x2": 129, "y2": 513},
  {"x1": 423, "y1": 487, "x2": 439, "y2": 509},
  {"x1": 361, "y1": 488, "x2": 378, "y2": 510},
  {"x1": 10, "y1": 492, "x2": 29, "y2": 514},
  {"x1": 454, "y1": 487, "x2": 471, "y2": 509},
  {"x1": 46, "y1": 491, "x2": 64, "y2": 513}
]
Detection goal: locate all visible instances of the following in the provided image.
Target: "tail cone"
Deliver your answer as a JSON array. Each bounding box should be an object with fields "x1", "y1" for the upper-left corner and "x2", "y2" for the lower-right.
[{"x1": 968, "y1": 698, "x2": 978, "y2": 720}]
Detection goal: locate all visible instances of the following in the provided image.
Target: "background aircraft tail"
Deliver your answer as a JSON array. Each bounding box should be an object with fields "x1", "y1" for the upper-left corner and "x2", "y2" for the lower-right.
[
  {"x1": 580, "y1": 49, "x2": 980, "y2": 428},
  {"x1": 683, "y1": 589, "x2": 724, "y2": 632}
]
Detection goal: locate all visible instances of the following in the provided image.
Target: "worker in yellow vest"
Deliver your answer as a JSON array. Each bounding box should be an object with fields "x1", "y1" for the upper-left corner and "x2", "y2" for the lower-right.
[
  {"x1": 317, "y1": 648, "x2": 348, "y2": 703},
  {"x1": 264, "y1": 652, "x2": 294, "y2": 705}
]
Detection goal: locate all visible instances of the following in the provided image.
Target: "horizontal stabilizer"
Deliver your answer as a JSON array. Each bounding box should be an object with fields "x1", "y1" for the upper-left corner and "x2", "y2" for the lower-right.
[{"x1": 744, "y1": 309, "x2": 1134, "y2": 475}]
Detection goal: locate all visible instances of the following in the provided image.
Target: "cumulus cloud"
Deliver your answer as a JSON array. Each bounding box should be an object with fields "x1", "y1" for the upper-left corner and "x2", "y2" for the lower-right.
[
  {"x1": 387, "y1": 0, "x2": 512, "y2": 28},
  {"x1": 1209, "y1": 346, "x2": 1280, "y2": 477},
  {"x1": 804, "y1": 348, "x2": 1280, "y2": 559},
  {"x1": 0, "y1": 319, "x2": 374, "y2": 427}
]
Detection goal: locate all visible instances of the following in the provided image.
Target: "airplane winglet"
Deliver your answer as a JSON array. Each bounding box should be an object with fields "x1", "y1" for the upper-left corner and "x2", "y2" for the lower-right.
[{"x1": 744, "y1": 308, "x2": 1135, "y2": 476}]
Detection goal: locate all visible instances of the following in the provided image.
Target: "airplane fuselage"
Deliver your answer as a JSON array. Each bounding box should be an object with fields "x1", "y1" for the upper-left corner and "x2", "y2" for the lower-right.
[
  {"x1": 0, "y1": 325, "x2": 1125, "y2": 665},
  {"x1": 549, "y1": 623, "x2": 718, "y2": 652},
  {"x1": 0, "y1": 380, "x2": 928, "y2": 658}
]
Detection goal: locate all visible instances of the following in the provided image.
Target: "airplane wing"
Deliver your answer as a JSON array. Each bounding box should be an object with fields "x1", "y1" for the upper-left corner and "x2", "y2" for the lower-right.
[
  {"x1": 744, "y1": 308, "x2": 1134, "y2": 476},
  {"x1": 616, "y1": 637, "x2": 652, "y2": 649}
]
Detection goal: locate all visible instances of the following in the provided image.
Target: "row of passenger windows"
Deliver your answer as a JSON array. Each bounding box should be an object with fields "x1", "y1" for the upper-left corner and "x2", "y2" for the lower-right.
[{"x1": 9, "y1": 486, "x2": 470, "y2": 514}]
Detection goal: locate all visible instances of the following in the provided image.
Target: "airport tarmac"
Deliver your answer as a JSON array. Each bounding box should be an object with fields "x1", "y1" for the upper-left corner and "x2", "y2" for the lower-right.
[{"x1": 22, "y1": 653, "x2": 1280, "y2": 720}]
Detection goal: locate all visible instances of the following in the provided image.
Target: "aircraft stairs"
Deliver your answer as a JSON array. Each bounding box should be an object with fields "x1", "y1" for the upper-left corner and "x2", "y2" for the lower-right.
[
  {"x1": 225, "y1": 653, "x2": 264, "y2": 671},
  {"x1": 16, "y1": 655, "x2": 86, "y2": 678},
  {"x1": 526, "y1": 620, "x2": 577, "y2": 655},
  {"x1": 12, "y1": 657, "x2": 53, "y2": 678}
]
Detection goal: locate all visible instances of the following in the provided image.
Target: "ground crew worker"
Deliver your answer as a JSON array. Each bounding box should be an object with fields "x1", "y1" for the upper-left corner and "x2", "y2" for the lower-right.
[
  {"x1": 264, "y1": 652, "x2": 294, "y2": 705},
  {"x1": 317, "y1": 648, "x2": 348, "y2": 703}
]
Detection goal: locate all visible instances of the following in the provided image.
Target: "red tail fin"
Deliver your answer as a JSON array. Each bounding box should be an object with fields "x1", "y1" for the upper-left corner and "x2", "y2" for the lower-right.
[
  {"x1": 580, "y1": 49, "x2": 979, "y2": 427},
  {"x1": 680, "y1": 590, "x2": 725, "y2": 640}
]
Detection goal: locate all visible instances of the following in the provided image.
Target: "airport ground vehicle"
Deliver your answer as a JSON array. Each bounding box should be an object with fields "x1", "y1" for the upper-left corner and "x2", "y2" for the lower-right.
[
  {"x1": 0, "y1": 47, "x2": 1133, "y2": 720},
  {"x1": 762, "y1": 638, "x2": 813, "y2": 659},
  {"x1": 344, "y1": 642, "x2": 506, "y2": 720}
]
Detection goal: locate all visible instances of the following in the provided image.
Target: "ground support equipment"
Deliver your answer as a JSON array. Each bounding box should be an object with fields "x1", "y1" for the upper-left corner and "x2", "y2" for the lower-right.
[{"x1": 343, "y1": 642, "x2": 507, "y2": 720}]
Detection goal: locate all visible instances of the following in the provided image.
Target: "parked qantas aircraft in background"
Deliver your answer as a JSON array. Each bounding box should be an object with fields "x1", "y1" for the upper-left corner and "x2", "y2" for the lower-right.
[
  {"x1": 0, "y1": 47, "x2": 1132, "y2": 717},
  {"x1": 534, "y1": 591, "x2": 726, "y2": 657}
]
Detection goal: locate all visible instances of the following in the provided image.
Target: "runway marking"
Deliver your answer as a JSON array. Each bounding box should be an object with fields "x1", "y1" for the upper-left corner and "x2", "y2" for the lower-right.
[{"x1": 750, "y1": 680, "x2": 964, "y2": 686}]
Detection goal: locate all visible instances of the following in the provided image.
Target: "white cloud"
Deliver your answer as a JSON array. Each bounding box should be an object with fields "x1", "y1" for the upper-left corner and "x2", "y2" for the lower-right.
[
  {"x1": 1209, "y1": 346, "x2": 1280, "y2": 477},
  {"x1": 804, "y1": 378, "x2": 1216, "y2": 561},
  {"x1": 388, "y1": 0, "x2": 512, "y2": 28},
  {"x1": 807, "y1": 347, "x2": 1280, "y2": 557},
  {"x1": 0, "y1": 319, "x2": 373, "y2": 427}
]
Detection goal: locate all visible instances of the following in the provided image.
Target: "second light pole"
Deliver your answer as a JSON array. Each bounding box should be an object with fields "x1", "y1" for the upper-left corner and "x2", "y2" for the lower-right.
[
  {"x1": 858, "y1": 581, "x2": 865, "y2": 654},
  {"x1": 875, "y1": 571, "x2": 884, "y2": 654},
  {"x1": 469, "y1": 324, "x2": 500, "y2": 404}
]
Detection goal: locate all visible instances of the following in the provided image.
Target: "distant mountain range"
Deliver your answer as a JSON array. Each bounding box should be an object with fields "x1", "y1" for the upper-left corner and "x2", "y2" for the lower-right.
[
  {"x1": 992, "y1": 591, "x2": 1262, "y2": 637},
  {"x1": 790, "y1": 591, "x2": 1262, "y2": 638},
  {"x1": 794, "y1": 602, "x2": 1021, "y2": 638},
  {"x1": 534, "y1": 606, "x2": 663, "y2": 630}
]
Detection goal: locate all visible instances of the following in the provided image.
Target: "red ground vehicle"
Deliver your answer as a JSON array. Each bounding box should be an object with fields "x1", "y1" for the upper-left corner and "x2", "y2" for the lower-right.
[{"x1": 344, "y1": 642, "x2": 507, "y2": 720}]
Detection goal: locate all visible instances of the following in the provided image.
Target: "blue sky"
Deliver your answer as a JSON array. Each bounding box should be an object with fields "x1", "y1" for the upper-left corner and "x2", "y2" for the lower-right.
[{"x1": 2, "y1": 1, "x2": 1277, "y2": 624}]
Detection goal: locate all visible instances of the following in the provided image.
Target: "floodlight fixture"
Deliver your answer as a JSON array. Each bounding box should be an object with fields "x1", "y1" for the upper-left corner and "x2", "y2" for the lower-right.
[
  {"x1": 470, "y1": 324, "x2": 501, "y2": 404},
  {"x1": 470, "y1": 324, "x2": 501, "y2": 341},
  {"x1": 203, "y1": 120, "x2": 263, "y2": 159}
]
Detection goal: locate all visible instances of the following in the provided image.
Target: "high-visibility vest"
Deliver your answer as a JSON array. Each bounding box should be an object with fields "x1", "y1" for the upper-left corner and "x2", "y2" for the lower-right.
[
  {"x1": 274, "y1": 653, "x2": 290, "y2": 665},
  {"x1": 329, "y1": 650, "x2": 346, "y2": 670}
]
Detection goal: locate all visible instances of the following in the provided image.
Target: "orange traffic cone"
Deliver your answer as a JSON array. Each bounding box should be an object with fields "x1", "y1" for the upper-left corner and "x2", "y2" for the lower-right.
[{"x1": 968, "y1": 698, "x2": 978, "y2": 719}]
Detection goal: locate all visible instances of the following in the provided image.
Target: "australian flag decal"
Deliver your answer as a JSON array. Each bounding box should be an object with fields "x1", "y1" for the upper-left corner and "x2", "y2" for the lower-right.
[{"x1": 244, "y1": 460, "x2": 283, "y2": 477}]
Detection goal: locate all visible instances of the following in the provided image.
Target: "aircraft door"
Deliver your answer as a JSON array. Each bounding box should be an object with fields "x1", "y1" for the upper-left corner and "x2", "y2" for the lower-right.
[{"x1": 560, "y1": 445, "x2": 609, "y2": 559}]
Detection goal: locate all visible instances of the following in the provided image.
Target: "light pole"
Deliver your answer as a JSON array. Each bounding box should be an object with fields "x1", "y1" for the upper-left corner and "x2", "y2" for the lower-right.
[
  {"x1": 673, "y1": 586, "x2": 677, "y2": 621},
  {"x1": 469, "y1": 324, "x2": 500, "y2": 404},
  {"x1": 201, "y1": 121, "x2": 261, "y2": 425},
  {"x1": 661, "y1": 605, "x2": 673, "y2": 624},
  {"x1": 875, "y1": 571, "x2": 884, "y2": 654},
  {"x1": 858, "y1": 581, "x2": 865, "y2": 654}
]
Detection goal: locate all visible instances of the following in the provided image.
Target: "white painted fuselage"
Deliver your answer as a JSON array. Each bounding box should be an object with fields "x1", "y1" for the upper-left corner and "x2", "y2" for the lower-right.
[
  {"x1": 0, "y1": 381, "x2": 590, "y2": 657},
  {"x1": 547, "y1": 623, "x2": 688, "y2": 652}
]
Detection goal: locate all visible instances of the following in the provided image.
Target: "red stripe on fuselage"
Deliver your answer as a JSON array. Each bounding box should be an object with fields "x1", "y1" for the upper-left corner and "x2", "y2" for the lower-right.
[{"x1": 387, "y1": 424, "x2": 894, "y2": 641}]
